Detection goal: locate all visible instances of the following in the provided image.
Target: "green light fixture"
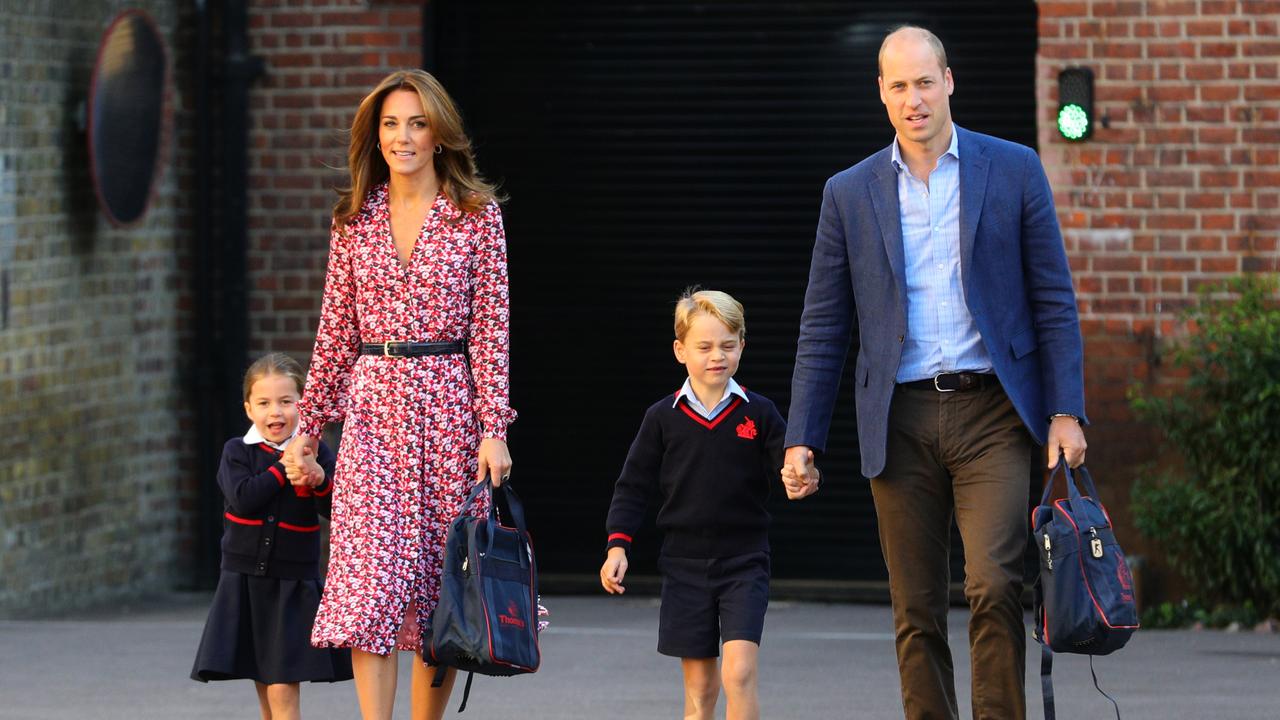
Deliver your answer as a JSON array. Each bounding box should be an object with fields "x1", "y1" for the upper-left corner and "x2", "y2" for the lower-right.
[{"x1": 1057, "y1": 68, "x2": 1094, "y2": 141}]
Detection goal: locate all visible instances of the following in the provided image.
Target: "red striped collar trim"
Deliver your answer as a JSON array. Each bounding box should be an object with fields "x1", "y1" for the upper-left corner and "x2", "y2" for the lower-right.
[{"x1": 677, "y1": 395, "x2": 744, "y2": 430}]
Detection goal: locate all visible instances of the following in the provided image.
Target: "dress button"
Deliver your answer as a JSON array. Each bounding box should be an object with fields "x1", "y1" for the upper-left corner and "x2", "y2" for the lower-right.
[
  {"x1": 264, "y1": 538, "x2": 271, "y2": 545},
  {"x1": 266, "y1": 516, "x2": 275, "y2": 522}
]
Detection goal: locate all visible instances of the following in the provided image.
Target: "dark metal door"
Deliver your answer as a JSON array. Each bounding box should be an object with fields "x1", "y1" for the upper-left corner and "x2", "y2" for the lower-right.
[{"x1": 428, "y1": 0, "x2": 1038, "y2": 585}]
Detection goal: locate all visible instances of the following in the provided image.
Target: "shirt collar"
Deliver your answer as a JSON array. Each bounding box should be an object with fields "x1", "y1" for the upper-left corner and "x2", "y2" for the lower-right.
[
  {"x1": 243, "y1": 424, "x2": 297, "y2": 451},
  {"x1": 672, "y1": 377, "x2": 748, "y2": 409},
  {"x1": 891, "y1": 122, "x2": 959, "y2": 173}
]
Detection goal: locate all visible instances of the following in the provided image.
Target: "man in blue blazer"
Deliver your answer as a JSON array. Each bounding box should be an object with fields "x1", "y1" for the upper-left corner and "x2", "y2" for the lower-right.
[{"x1": 782, "y1": 26, "x2": 1088, "y2": 720}]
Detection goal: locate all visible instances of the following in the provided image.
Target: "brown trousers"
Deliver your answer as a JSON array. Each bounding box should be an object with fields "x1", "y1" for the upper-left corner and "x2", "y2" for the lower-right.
[{"x1": 870, "y1": 382, "x2": 1034, "y2": 720}]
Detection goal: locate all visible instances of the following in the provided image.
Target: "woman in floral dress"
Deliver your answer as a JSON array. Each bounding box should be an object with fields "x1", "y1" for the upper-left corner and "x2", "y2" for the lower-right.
[{"x1": 285, "y1": 69, "x2": 515, "y2": 720}]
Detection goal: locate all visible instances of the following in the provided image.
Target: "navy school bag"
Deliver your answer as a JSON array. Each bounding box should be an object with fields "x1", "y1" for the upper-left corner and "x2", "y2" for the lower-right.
[
  {"x1": 423, "y1": 479, "x2": 540, "y2": 712},
  {"x1": 1032, "y1": 461, "x2": 1139, "y2": 719}
]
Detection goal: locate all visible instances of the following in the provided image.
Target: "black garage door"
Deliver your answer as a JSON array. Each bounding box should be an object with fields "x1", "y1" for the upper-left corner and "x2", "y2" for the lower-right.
[{"x1": 426, "y1": 1, "x2": 1038, "y2": 586}]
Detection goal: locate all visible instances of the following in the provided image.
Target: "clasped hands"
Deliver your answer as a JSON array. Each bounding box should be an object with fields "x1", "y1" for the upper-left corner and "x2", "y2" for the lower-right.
[
  {"x1": 283, "y1": 435, "x2": 325, "y2": 488},
  {"x1": 781, "y1": 446, "x2": 821, "y2": 500}
]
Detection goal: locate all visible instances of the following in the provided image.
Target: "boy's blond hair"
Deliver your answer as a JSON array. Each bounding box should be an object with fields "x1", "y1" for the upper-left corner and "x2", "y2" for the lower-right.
[{"x1": 674, "y1": 289, "x2": 746, "y2": 341}]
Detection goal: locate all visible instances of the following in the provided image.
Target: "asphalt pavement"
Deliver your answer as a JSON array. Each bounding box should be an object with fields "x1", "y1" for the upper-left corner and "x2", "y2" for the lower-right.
[{"x1": 1, "y1": 592, "x2": 1277, "y2": 719}]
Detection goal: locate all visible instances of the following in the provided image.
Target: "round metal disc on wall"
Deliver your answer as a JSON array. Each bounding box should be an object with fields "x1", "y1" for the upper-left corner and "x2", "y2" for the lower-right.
[{"x1": 87, "y1": 10, "x2": 168, "y2": 227}]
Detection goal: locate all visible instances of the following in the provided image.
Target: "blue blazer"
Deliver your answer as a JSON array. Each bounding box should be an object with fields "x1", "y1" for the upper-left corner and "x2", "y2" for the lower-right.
[{"x1": 786, "y1": 126, "x2": 1087, "y2": 478}]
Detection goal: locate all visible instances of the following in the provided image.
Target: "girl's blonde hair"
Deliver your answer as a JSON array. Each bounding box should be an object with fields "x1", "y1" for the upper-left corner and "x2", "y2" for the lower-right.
[
  {"x1": 332, "y1": 69, "x2": 503, "y2": 227},
  {"x1": 242, "y1": 353, "x2": 305, "y2": 401},
  {"x1": 674, "y1": 289, "x2": 746, "y2": 341}
]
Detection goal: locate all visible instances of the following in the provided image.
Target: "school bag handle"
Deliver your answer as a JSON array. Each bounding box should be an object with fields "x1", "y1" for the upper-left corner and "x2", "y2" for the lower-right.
[
  {"x1": 460, "y1": 477, "x2": 531, "y2": 570},
  {"x1": 1040, "y1": 455, "x2": 1101, "y2": 520}
]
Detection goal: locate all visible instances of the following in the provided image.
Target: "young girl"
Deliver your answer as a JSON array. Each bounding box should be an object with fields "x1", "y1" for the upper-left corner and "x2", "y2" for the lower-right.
[{"x1": 191, "y1": 353, "x2": 352, "y2": 719}]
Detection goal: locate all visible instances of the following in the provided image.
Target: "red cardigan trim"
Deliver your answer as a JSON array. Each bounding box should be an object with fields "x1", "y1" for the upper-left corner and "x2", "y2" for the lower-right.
[{"x1": 225, "y1": 512, "x2": 319, "y2": 533}]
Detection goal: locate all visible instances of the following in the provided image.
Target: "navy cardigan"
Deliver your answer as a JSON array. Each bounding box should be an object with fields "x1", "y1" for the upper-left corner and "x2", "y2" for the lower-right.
[{"x1": 216, "y1": 437, "x2": 336, "y2": 580}]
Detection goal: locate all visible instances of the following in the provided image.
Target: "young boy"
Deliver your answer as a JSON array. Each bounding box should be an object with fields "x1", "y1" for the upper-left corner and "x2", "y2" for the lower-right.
[{"x1": 600, "y1": 289, "x2": 813, "y2": 720}]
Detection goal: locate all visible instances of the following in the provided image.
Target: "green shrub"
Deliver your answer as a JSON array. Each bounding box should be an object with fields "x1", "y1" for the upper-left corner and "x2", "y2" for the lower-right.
[
  {"x1": 1128, "y1": 275, "x2": 1280, "y2": 617},
  {"x1": 1140, "y1": 599, "x2": 1261, "y2": 629}
]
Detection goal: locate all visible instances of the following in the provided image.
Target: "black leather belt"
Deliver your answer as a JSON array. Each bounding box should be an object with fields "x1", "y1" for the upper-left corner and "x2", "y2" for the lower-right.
[
  {"x1": 901, "y1": 372, "x2": 997, "y2": 392},
  {"x1": 360, "y1": 341, "x2": 465, "y2": 358}
]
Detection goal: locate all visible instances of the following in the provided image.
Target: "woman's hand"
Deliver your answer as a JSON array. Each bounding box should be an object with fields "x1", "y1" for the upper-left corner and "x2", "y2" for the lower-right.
[
  {"x1": 476, "y1": 437, "x2": 512, "y2": 487},
  {"x1": 284, "y1": 434, "x2": 320, "y2": 481}
]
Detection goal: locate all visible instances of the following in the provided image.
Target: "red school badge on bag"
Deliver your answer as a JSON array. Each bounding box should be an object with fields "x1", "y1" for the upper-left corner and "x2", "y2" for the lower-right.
[{"x1": 736, "y1": 417, "x2": 757, "y2": 440}]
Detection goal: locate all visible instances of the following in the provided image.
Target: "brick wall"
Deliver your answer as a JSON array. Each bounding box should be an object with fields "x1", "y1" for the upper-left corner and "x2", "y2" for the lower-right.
[
  {"x1": 0, "y1": 2, "x2": 194, "y2": 616},
  {"x1": 244, "y1": 0, "x2": 423, "y2": 359},
  {"x1": 1035, "y1": 1, "x2": 1279, "y2": 538}
]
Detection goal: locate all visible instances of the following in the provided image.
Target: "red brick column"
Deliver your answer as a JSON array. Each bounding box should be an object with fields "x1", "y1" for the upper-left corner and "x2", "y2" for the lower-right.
[
  {"x1": 245, "y1": 0, "x2": 425, "y2": 357},
  {"x1": 1035, "y1": 1, "x2": 1279, "y2": 547}
]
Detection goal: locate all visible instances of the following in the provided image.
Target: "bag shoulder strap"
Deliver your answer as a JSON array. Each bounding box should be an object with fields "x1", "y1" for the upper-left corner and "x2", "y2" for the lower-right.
[
  {"x1": 1041, "y1": 644, "x2": 1056, "y2": 720},
  {"x1": 431, "y1": 666, "x2": 477, "y2": 713}
]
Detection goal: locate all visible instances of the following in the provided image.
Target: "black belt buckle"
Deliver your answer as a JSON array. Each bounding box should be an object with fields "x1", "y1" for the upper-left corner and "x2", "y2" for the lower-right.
[
  {"x1": 933, "y1": 372, "x2": 988, "y2": 392},
  {"x1": 362, "y1": 340, "x2": 465, "y2": 358}
]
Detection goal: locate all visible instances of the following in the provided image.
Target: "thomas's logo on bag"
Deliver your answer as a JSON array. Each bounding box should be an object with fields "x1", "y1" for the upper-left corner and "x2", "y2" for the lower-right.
[
  {"x1": 499, "y1": 600, "x2": 526, "y2": 629},
  {"x1": 736, "y1": 417, "x2": 757, "y2": 440}
]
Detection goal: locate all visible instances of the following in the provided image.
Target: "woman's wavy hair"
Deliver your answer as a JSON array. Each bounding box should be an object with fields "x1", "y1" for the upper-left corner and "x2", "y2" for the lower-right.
[{"x1": 333, "y1": 69, "x2": 503, "y2": 226}]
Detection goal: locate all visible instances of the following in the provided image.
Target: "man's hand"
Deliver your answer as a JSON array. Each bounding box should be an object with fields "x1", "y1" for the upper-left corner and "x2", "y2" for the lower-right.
[
  {"x1": 1047, "y1": 416, "x2": 1087, "y2": 469},
  {"x1": 782, "y1": 445, "x2": 821, "y2": 499},
  {"x1": 477, "y1": 437, "x2": 512, "y2": 487},
  {"x1": 600, "y1": 547, "x2": 628, "y2": 595}
]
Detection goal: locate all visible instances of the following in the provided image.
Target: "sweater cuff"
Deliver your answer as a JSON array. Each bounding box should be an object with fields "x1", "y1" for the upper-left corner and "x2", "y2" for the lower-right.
[
  {"x1": 268, "y1": 462, "x2": 287, "y2": 487},
  {"x1": 606, "y1": 532, "x2": 633, "y2": 552},
  {"x1": 313, "y1": 476, "x2": 333, "y2": 497}
]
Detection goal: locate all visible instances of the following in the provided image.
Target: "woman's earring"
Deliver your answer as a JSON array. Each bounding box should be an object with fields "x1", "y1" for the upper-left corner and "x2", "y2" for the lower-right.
[
  {"x1": 376, "y1": 142, "x2": 381, "y2": 149},
  {"x1": 434, "y1": 144, "x2": 443, "y2": 154}
]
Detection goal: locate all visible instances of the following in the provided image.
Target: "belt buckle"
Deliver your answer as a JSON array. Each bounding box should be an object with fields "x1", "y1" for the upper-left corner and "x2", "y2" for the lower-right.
[
  {"x1": 383, "y1": 341, "x2": 393, "y2": 358},
  {"x1": 933, "y1": 373, "x2": 958, "y2": 393}
]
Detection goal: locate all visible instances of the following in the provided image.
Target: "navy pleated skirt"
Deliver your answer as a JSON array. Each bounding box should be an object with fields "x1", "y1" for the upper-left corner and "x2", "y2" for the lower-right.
[{"x1": 191, "y1": 571, "x2": 353, "y2": 684}]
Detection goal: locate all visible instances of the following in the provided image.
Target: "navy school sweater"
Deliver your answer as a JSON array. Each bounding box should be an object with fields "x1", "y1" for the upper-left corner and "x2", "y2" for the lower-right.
[
  {"x1": 605, "y1": 389, "x2": 786, "y2": 559},
  {"x1": 217, "y1": 437, "x2": 336, "y2": 580}
]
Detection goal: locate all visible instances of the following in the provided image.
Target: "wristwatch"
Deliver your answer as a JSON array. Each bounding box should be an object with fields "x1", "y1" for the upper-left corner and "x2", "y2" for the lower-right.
[{"x1": 1049, "y1": 413, "x2": 1080, "y2": 423}]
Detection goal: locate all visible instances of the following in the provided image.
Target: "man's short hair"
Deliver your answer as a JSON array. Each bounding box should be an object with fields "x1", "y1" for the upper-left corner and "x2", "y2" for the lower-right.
[{"x1": 878, "y1": 25, "x2": 948, "y2": 77}]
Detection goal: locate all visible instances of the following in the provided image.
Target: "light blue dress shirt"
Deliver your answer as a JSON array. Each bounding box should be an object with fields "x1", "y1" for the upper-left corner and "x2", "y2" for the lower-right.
[
  {"x1": 893, "y1": 125, "x2": 994, "y2": 383},
  {"x1": 673, "y1": 377, "x2": 749, "y2": 419}
]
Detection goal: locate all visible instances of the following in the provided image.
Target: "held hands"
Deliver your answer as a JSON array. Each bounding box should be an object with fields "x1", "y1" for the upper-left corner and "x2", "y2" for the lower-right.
[
  {"x1": 284, "y1": 434, "x2": 324, "y2": 488},
  {"x1": 600, "y1": 547, "x2": 628, "y2": 595},
  {"x1": 1046, "y1": 416, "x2": 1088, "y2": 469},
  {"x1": 477, "y1": 437, "x2": 512, "y2": 487},
  {"x1": 782, "y1": 445, "x2": 821, "y2": 500}
]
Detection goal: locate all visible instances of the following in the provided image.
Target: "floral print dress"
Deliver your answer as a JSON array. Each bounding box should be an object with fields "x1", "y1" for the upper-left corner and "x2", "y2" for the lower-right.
[{"x1": 298, "y1": 184, "x2": 516, "y2": 654}]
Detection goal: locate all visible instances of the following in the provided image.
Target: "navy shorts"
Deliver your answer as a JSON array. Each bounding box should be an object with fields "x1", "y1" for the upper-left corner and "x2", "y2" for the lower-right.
[{"x1": 657, "y1": 551, "x2": 770, "y2": 658}]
